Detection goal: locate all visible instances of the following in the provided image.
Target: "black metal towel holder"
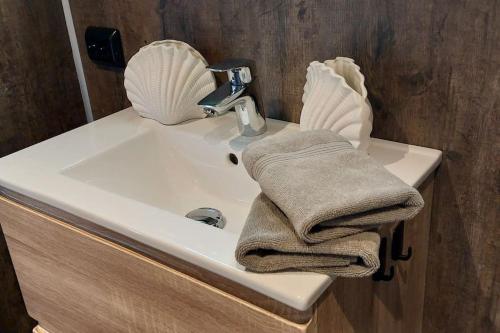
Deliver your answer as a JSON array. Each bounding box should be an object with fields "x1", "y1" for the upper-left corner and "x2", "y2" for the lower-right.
[
  {"x1": 392, "y1": 221, "x2": 413, "y2": 261},
  {"x1": 372, "y1": 221, "x2": 413, "y2": 282}
]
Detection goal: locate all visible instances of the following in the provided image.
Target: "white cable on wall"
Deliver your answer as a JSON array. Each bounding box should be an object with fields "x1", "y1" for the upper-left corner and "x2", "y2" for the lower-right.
[{"x1": 61, "y1": 0, "x2": 93, "y2": 123}]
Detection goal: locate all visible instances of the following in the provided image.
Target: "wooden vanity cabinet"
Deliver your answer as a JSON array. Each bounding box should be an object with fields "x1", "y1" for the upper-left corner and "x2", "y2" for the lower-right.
[{"x1": 0, "y1": 177, "x2": 434, "y2": 333}]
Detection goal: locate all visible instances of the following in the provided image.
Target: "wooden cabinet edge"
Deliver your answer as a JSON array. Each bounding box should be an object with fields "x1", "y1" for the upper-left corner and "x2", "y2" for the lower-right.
[
  {"x1": 0, "y1": 186, "x2": 312, "y2": 324},
  {"x1": 0, "y1": 196, "x2": 313, "y2": 333}
]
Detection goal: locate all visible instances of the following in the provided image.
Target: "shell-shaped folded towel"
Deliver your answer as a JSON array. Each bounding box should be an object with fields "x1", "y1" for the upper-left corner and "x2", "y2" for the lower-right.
[
  {"x1": 300, "y1": 59, "x2": 373, "y2": 151},
  {"x1": 124, "y1": 40, "x2": 216, "y2": 125},
  {"x1": 235, "y1": 193, "x2": 381, "y2": 277},
  {"x1": 241, "y1": 130, "x2": 424, "y2": 244}
]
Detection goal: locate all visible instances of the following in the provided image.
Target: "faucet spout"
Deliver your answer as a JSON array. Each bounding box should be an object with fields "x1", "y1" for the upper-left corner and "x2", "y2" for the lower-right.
[
  {"x1": 198, "y1": 81, "x2": 245, "y2": 116},
  {"x1": 197, "y1": 59, "x2": 266, "y2": 137}
]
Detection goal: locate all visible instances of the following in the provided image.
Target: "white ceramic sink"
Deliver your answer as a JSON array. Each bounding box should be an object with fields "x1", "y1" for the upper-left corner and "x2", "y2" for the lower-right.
[
  {"x1": 61, "y1": 121, "x2": 261, "y2": 235},
  {"x1": 0, "y1": 108, "x2": 442, "y2": 310}
]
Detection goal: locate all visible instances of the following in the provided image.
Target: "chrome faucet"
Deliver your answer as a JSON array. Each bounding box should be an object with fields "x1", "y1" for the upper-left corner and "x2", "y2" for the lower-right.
[{"x1": 198, "y1": 59, "x2": 266, "y2": 136}]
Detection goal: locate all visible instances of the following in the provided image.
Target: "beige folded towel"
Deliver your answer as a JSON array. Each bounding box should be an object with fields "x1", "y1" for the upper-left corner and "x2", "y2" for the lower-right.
[
  {"x1": 235, "y1": 193, "x2": 381, "y2": 277},
  {"x1": 235, "y1": 130, "x2": 424, "y2": 277},
  {"x1": 242, "y1": 130, "x2": 424, "y2": 243}
]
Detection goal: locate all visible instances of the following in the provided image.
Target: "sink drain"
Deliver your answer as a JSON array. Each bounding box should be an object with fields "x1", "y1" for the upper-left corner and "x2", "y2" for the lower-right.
[{"x1": 185, "y1": 208, "x2": 226, "y2": 229}]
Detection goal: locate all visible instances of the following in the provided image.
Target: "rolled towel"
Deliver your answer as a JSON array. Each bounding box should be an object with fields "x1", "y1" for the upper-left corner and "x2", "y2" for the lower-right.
[
  {"x1": 242, "y1": 130, "x2": 424, "y2": 243},
  {"x1": 235, "y1": 193, "x2": 381, "y2": 277}
]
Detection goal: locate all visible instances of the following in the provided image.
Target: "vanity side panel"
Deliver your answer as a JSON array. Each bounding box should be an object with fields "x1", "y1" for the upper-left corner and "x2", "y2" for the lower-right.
[
  {"x1": 0, "y1": 197, "x2": 310, "y2": 333},
  {"x1": 314, "y1": 177, "x2": 434, "y2": 333}
]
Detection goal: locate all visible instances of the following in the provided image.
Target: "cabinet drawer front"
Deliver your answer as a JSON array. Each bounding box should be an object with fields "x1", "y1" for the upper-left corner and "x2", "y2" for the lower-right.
[{"x1": 0, "y1": 197, "x2": 310, "y2": 333}]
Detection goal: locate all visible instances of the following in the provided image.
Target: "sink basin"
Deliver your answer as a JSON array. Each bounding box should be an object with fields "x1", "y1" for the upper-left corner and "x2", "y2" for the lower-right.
[
  {"x1": 61, "y1": 124, "x2": 260, "y2": 235},
  {"x1": 0, "y1": 108, "x2": 442, "y2": 311}
]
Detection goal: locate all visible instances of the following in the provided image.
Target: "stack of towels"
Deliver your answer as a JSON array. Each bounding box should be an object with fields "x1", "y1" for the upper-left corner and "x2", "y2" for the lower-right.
[{"x1": 235, "y1": 130, "x2": 424, "y2": 277}]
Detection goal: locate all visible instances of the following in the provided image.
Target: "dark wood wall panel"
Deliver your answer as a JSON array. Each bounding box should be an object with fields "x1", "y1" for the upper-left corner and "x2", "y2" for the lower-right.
[
  {"x1": 69, "y1": 0, "x2": 162, "y2": 119},
  {"x1": 0, "y1": 0, "x2": 86, "y2": 157},
  {"x1": 70, "y1": 1, "x2": 499, "y2": 332},
  {"x1": 0, "y1": 1, "x2": 86, "y2": 332}
]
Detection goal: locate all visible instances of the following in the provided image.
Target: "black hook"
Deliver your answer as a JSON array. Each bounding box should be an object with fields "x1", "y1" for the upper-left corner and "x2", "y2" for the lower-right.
[
  {"x1": 391, "y1": 222, "x2": 413, "y2": 261},
  {"x1": 373, "y1": 237, "x2": 395, "y2": 282}
]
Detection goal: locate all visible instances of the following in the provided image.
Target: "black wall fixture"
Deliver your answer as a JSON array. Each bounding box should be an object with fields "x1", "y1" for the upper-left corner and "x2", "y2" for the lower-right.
[{"x1": 85, "y1": 27, "x2": 125, "y2": 68}]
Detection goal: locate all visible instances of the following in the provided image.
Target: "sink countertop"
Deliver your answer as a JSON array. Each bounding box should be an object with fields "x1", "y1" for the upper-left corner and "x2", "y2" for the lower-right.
[{"x1": 0, "y1": 108, "x2": 442, "y2": 311}]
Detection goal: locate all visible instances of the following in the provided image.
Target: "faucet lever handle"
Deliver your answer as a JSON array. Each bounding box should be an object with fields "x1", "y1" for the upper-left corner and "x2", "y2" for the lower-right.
[{"x1": 207, "y1": 59, "x2": 253, "y2": 86}]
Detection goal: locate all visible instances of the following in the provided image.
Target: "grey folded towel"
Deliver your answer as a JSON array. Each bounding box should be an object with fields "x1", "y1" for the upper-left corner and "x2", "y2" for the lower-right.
[
  {"x1": 242, "y1": 130, "x2": 424, "y2": 243},
  {"x1": 235, "y1": 193, "x2": 381, "y2": 277},
  {"x1": 235, "y1": 130, "x2": 424, "y2": 277}
]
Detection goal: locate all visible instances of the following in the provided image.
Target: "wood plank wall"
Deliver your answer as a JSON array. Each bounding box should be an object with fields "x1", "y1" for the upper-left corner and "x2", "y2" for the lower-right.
[
  {"x1": 0, "y1": 1, "x2": 86, "y2": 332},
  {"x1": 75, "y1": 0, "x2": 500, "y2": 332}
]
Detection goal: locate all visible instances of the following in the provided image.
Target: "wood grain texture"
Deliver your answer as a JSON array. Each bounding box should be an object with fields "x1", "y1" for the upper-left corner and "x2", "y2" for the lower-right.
[
  {"x1": 0, "y1": 224, "x2": 36, "y2": 333},
  {"x1": 0, "y1": 0, "x2": 86, "y2": 157},
  {"x1": 68, "y1": 0, "x2": 162, "y2": 119},
  {"x1": 0, "y1": 1, "x2": 86, "y2": 332},
  {"x1": 70, "y1": 1, "x2": 499, "y2": 331},
  {"x1": 0, "y1": 186, "x2": 312, "y2": 324},
  {"x1": 0, "y1": 197, "x2": 312, "y2": 333}
]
